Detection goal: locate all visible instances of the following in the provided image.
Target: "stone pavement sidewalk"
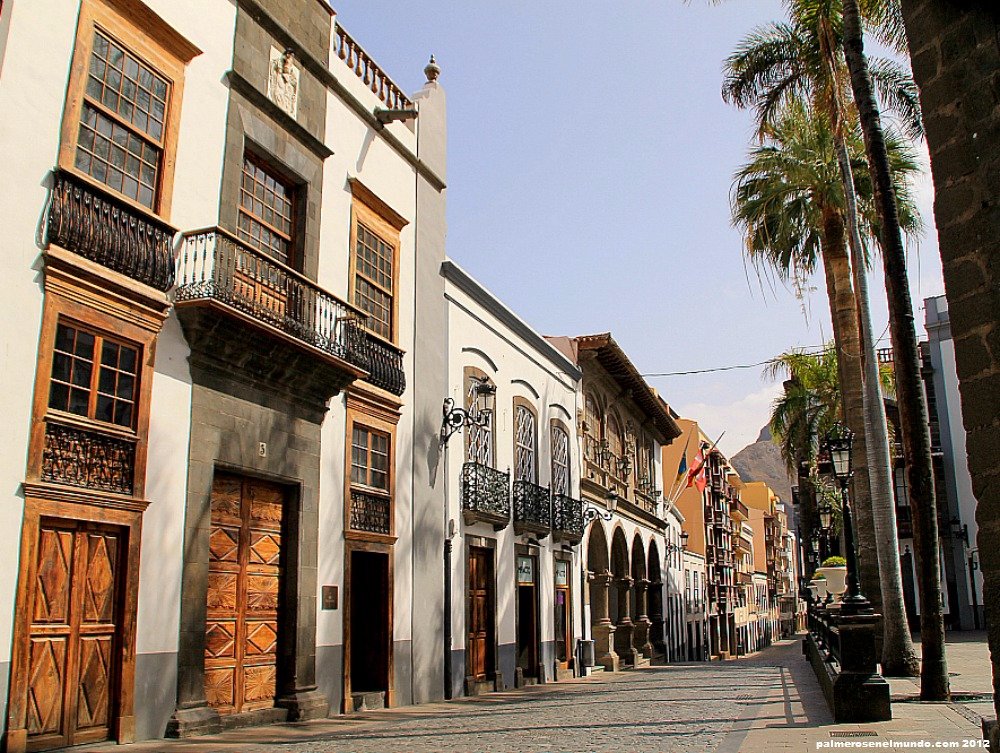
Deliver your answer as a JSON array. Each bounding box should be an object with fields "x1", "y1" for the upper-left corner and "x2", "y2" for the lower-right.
[{"x1": 76, "y1": 636, "x2": 987, "y2": 753}]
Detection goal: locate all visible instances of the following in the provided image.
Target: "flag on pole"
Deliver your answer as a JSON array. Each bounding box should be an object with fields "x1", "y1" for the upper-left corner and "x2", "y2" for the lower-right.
[
  {"x1": 687, "y1": 446, "x2": 707, "y2": 492},
  {"x1": 674, "y1": 431, "x2": 692, "y2": 485}
]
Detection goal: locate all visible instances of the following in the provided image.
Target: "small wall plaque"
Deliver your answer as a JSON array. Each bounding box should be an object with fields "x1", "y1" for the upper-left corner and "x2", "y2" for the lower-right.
[{"x1": 321, "y1": 585, "x2": 338, "y2": 610}]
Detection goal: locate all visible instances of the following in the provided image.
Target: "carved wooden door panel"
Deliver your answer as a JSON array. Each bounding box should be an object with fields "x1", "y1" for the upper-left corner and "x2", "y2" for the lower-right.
[
  {"x1": 25, "y1": 520, "x2": 123, "y2": 751},
  {"x1": 205, "y1": 473, "x2": 284, "y2": 715},
  {"x1": 466, "y1": 547, "x2": 493, "y2": 683}
]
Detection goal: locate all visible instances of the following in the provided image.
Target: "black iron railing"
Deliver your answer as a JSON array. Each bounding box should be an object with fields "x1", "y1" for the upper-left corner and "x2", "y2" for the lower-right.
[
  {"x1": 552, "y1": 493, "x2": 584, "y2": 542},
  {"x1": 46, "y1": 169, "x2": 176, "y2": 291},
  {"x1": 808, "y1": 604, "x2": 842, "y2": 666},
  {"x1": 41, "y1": 420, "x2": 136, "y2": 495},
  {"x1": 362, "y1": 332, "x2": 405, "y2": 396},
  {"x1": 513, "y1": 478, "x2": 551, "y2": 536},
  {"x1": 461, "y1": 462, "x2": 510, "y2": 529},
  {"x1": 349, "y1": 489, "x2": 391, "y2": 535},
  {"x1": 176, "y1": 228, "x2": 370, "y2": 369}
]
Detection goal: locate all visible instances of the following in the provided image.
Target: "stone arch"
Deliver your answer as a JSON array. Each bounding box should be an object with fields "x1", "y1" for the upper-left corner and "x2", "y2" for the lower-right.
[{"x1": 585, "y1": 521, "x2": 609, "y2": 575}]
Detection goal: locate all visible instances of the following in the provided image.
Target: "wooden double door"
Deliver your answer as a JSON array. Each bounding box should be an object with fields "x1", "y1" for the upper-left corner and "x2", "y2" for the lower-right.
[
  {"x1": 466, "y1": 546, "x2": 495, "y2": 683},
  {"x1": 205, "y1": 473, "x2": 285, "y2": 715},
  {"x1": 22, "y1": 519, "x2": 125, "y2": 751}
]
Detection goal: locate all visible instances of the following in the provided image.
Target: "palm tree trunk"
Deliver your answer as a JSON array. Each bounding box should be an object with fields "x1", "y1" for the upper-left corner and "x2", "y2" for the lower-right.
[
  {"x1": 834, "y1": 136, "x2": 919, "y2": 675},
  {"x1": 842, "y1": 0, "x2": 949, "y2": 701},
  {"x1": 818, "y1": 205, "x2": 881, "y2": 612}
]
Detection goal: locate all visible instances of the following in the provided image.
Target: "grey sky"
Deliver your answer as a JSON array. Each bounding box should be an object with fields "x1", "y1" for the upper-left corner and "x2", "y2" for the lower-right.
[{"x1": 334, "y1": 1, "x2": 944, "y2": 457}]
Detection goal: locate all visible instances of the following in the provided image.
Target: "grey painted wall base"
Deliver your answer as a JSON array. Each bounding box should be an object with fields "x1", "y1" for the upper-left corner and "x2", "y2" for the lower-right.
[
  {"x1": 540, "y1": 640, "x2": 555, "y2": 683},
  {"x1": 393, "y1": 640, "x2": 413, "y2": 707},
  {"x1": 134, "y1": 652, "x2": 177, "y2": 740},
  {"x1": 450, "y1": 649, "x2": 465, "y2": 699},
  {"x1": 315, "y1": 644, "x2": 344, "y2": 715},
  {"x1": 0, "y1": 661, "x2": 9, "y2": 735},
  {"x1": 497, "y1": 643, "x2": 515, "y2": 692}
]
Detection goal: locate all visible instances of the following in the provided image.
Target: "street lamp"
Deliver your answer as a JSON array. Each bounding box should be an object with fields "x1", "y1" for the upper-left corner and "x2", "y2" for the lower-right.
[
  {"x1": 583, "y1": 489, "x2": 618, "y2": 524},
  {"x1": 822, "y1": 423, "x2": 870, "y2": 614},
  {"x1": 440, "y1": 379, "x2": 496, "y2": 443}
]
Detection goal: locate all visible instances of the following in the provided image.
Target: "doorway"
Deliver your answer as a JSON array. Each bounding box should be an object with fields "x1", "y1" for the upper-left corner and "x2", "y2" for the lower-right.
[
  {"x1": 515, "y1": 552, "x2": 539, "y2": 682},
  {"x1": 348, "y1": 550, "x2": 390, "y2": 701},
  {"x1": 20, "y1": 519, "x2": 125, "y2": 751},
  {"x1": 466, "y1": 546, "x2": 496, "y2": 686},
  {"x1": 553, "y1": 558, "x2": 572, "y2": 672},
  {"x1": 204, "y1": 472, "x2": 285, "y2": 715}
]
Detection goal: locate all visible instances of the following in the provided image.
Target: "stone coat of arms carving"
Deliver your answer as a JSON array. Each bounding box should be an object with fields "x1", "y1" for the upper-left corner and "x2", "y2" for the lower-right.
[{"x1": 267, "y1": 47, "x2": 300, "y2": 119}]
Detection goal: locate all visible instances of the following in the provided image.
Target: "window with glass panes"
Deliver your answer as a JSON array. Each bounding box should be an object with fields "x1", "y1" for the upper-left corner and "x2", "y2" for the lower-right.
[
  {"x1": 353, "y1": 222, "x2": 394, "y2": 340},
  {"x1": 238, "y1": 154, "x2": 295, "y2": 265},
  {"x1": 514, "y1": 404, "x2": 536, "y2": 483},
  {"x1": 75, "y1": 29, "x2": 169, "y2": 209},
  {"x1": 48, "y1": 321, "x2": 140, "y2": 428},
  {"x1": 551, "y1": 424, "x2": 569, "y2": 495},
  {"x1": 351, "y1": 425, "x2": 390, "y2": 491},
  {"x1": 464, "y1": 372, "x2": 494, "y2": 467}
]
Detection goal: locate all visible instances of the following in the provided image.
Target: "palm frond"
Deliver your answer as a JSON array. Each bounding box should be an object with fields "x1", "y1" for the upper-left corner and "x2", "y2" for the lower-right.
[{"x1": 869, "y1": 56, "x2": 924, "y2": 140}]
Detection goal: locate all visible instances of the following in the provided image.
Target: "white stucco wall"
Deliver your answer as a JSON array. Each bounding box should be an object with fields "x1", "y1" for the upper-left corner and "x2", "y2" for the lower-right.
[
  {"x1": 314, "y1": 55, "x2": 424, "y2": 660},
  {"x1": 0, "y1": 0, "x2": 236, "y2": 672}
]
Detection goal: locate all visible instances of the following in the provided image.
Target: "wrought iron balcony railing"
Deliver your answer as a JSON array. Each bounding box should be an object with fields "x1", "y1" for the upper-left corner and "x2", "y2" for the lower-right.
[
  {"x1": 362, "y1": 331, "x2": 406, "y2": 396},
  {"x1": 175, "y1": 227, "x2": 370, "y2": 369},
  {"x1": 461, "y1": 462, "x2": 510, "y2": 530},
  {"x1": 349, "y1": 488, "x2": 391, "y2": 535},
  {"x1": 513, "y1": 478, "x2": 551, "y2": 537},
  {"x1": 552, "y1": 493, "x2": 584, "y2": 543},
  {"x1": 46, "y1": 169, "x2": 176, "y2": 291}
]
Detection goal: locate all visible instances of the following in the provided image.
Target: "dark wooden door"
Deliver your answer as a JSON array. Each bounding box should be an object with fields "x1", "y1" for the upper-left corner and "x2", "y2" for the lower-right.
[
  {"x1": 205, "y1": 473, "x2": 284, "y2": 715},
  {"x1": 24, "y1": 519, "x2": 124, "y2": 751},
  {"x1": 466, "y1": 547, "x2": 494, "y2": 682}
]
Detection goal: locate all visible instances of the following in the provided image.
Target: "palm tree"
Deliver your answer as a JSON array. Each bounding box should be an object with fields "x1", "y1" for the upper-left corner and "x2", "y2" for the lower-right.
[
  {"x1": 731, "y1": 100, "x2": 923, "y2": 673},
  {"x1": 841, "y1": 0, "x2": 949, "y2": 699},
  {"x1": 722, "y1": 0, "x2": 928, "y2": 677},
  {"x1": 767, "y1": 348, "x2": 842, "y2": 564}
]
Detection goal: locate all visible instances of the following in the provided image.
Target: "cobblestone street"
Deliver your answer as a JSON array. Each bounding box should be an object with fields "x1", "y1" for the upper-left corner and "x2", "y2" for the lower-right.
[{"x1": 85, "y1": 636, "x2": 986, "y2": 753}]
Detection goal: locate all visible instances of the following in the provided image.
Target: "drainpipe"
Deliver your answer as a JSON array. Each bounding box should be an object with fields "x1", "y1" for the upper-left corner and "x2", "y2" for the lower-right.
[{"x1": 444, "y1": 535, "x2": 453, "y2": 698}]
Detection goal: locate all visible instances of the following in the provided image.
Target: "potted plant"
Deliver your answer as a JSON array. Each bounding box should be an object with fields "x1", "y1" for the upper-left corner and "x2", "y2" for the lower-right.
[
  {"x1": 816, "y1": 556, "x2": 847, "y2": 597},
  {"x1": 809, "y1": 571, "x2": 828, "y2": 601}
]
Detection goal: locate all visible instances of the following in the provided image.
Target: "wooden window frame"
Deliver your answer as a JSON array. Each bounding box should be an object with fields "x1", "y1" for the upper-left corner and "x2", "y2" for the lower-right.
[
  {"x1": 237, "y1": 150, "x2": 301, "y2": 269},
  {"x1": 344, "y1": 393, "x2": 399, "y2": 544},
  {"x1": 58, "y1": 0, "x2": 199, "y2": 221},
  {"x1": 46, "y1": 320, "x2": 141, "y2": 431},
  {"x1": 512, "y1": 397, "x2": 538, "y2": 484},
  {"x1": 27, "y1": 289, "x2": 159, "y2": 503},
  {"x1": 348, "y1": 178, "x2": 407, "y2": 346}
]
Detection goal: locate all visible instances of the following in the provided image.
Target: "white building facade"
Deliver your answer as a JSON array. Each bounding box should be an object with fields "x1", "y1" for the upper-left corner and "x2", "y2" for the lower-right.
[{"x1": 442, "y1": 261, "x2": 585, "y2": 693}]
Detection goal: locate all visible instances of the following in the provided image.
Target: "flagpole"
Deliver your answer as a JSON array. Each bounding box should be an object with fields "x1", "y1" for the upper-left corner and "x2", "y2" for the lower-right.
[
  {"x1": 665, "y1": 430, "x2": 693, "y2": 506},
  {"x1": 671, "y1": 430, "x2": 726, "y2": 505}
]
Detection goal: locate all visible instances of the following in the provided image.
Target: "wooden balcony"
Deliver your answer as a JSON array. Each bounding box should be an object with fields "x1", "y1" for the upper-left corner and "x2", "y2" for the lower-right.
[
  {"x1": 461, "y1": 462, "x2": 510, "y2": 530},
  {"x1": 46, "y1": 168, "x2": 176, "y2": 291},
  {"x1": 552, "y1": 493, "x2": 584, "y2": 544},
  {"x1": 174, "y1": 227, "x2": 369, "y2": 406},
  {"x1": 513, "y1": 479, "x2": 551, "y2": 538}
]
